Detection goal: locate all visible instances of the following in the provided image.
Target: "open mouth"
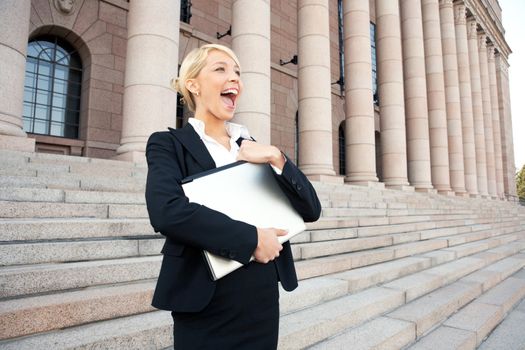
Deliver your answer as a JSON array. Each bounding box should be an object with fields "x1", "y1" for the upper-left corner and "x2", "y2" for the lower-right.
[{"x1": 220, "y1": 88, "x2": 238, "y2": 109}]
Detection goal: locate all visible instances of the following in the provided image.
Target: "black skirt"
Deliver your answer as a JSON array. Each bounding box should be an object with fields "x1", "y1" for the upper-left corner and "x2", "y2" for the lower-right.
[{"x1": 171, "y1": 261, "x2": 280, "y2": 350}]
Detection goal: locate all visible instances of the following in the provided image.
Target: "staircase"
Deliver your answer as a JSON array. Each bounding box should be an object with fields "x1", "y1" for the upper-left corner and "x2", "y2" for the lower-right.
[{"x1": 0, "y1": 149, "x2": 524, "y2": 349}]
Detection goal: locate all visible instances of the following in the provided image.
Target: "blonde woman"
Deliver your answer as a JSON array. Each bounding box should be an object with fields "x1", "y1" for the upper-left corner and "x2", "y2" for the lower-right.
[{"x1": 145, "y1": 44, "x2": 321, "y2": 349}]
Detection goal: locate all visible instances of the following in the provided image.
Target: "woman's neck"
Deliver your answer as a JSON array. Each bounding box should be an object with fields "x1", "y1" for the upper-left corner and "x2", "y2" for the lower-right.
[{"x1": 194, "y1": 111, "x2": 229, "y2": 139}]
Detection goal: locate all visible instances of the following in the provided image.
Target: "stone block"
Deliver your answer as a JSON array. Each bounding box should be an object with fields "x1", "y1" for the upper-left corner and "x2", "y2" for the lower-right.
[
  {"x1": 384, "y1": 272, "x2": 445, "y2": 302},
  {"x1": 357, "y1": 222, "x2": 416, "y2": 237},
  {"x1": 299, "y1": 236, "x2": 392, "y2": 259},
  {"x1": 484, "y1": 257, "x2": 525, "y2": 280},
  {"x1": 309, "y1": 316, "x2": 415, "y2": 350},
  {"x1": 385, "y1": 240, "x2": 448, "y2": 259},
  {"x1": 0, "y1": 201, "x2": 108, "y2": 219},
  {"x1": 0, "y1": 256, "x2": 162, "y2": 298},
  {"x1": 305, "y1": 218, "x2": 358, "y2": 230},
  {"x1": 409, "y1": 326, "x2": 476, "y2": 350},
  {"x1": 358, "y1": 217, "x2": 390, "y2": 226},
  {"x1": 0, "y1": 281, "x2": 156, "y2": 339},
  {"x1": 0, "y1": 188, "x2": 64, "y2": 202},
  {"x1": 65, "y1": 190, "x2": 145, "y2": 204},
  {"x1": 443, "y1": 241, "x2": 490, "y2": 258},
  {"x1": 107, "y1": 204, "x2": 149, "y2": 218},
  {"x1": 333, "y1": 257, "x2": 432, "y2": 293},
  {"x1": 309, "y1": 227, "x2": 357, "y2": 241},
  {"x1": 0, "y1": 240, "x2": 141, "y2": 266},
  {"x1": 424, "y1": 257, "x2": 486, "y2": 284},
  {"x1": 280, "y1": 277, "x2": 348, "y2": 315},
  {"x1": 478, "y1": 308, "x2": 525, "y2": 350},
  {"x1": 387, "y1": 281, "x2": 482, "y2": 337},
  {"x1": 462, "y1": 270, "x2": 503, "y2": 292},
  {"x1": 0, "y1": 218, "x2": 153, "y2": 241},
  {"x1": 278, "y1": 287, "x2": 405, "y2": 349},
  {"x1": 476, "y1": 277, "x2": 525, "y2": 314},
  {"x1": 0, "y1": 310, "x2": 172, "y2": 350},
  {"x1": 417, "y1": 250, "x2": 457, "y2": 266},
  {"x1": 444, "y1": 302, "x2": 503, "y2": 345}
]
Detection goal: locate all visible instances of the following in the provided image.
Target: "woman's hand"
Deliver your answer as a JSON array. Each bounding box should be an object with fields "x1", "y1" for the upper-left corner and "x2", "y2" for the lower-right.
[
  {"x1": 237, "y1": 140, "x2": 286, "y2": 171},
  {"x1": 254, "y1": 227, "x2": 288, "y2": 263}
]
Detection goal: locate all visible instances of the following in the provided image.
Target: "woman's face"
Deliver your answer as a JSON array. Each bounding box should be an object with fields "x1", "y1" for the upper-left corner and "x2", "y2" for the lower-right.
[{"x1": 192, "y1": 50, "x2": 243, "y2": 121}]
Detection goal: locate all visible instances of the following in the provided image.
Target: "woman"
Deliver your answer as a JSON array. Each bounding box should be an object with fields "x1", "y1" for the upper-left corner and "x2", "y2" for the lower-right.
[{"x1": 145, "y1": 44, "x2": 321, "y2": 349}]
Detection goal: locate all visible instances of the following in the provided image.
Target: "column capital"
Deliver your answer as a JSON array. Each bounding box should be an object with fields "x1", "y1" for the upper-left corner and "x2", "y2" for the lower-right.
[
  {"x1": 454, "y1": 3, "x2": 466, "y2": 25},
  {"x1": 478, "y1": 32, "x2": 487, "y2": 49},
  {"x1": 487, "y1": 44, "x2": 495, "y2": 60},
  {"x1": 439, "y1": 0, "x2": 453, "y2": 8},
  {"x1": 467, "y1": 18, "x2": 478, "y2": 39}
]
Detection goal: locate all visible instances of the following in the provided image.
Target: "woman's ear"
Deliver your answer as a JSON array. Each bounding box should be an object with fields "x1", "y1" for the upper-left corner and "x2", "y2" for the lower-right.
[{"x1": 185, "y1": 79, "x2": 200, "y2": 96}]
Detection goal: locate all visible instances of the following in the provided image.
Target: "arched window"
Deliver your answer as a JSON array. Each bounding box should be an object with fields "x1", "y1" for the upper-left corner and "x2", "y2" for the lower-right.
[{"x1": 23, "y1": 36, "x2": 82, "y2": 139}]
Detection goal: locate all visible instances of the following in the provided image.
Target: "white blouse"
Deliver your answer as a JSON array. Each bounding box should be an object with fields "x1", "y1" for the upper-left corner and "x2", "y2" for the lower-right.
[{"x1": 188, "y1": 118, "x2": 283, "y2": 174}]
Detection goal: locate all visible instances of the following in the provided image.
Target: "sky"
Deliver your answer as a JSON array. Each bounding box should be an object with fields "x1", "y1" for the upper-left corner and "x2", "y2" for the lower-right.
[{"x1": 499, "y1": 0, "x2": 524, "y2": 172}]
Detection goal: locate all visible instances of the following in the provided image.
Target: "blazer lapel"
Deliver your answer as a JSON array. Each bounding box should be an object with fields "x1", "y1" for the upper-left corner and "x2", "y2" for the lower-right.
[{"x1": 169, "y1": 124, "x2": 216, "y2": 171}]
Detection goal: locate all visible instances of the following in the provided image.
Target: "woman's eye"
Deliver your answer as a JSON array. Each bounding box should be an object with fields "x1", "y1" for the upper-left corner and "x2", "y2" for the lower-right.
[
  {"x1": 235, "y1": 71, "x2": 241, "y2": 76},
  {"x1": 215, "y1": 67, "x2": 225, "y2": 72}
]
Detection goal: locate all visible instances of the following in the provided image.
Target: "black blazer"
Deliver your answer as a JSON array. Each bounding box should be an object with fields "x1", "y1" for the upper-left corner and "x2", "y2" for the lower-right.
[{"x1": 145, "y1": 123, "x2": 321, "y2": 312}]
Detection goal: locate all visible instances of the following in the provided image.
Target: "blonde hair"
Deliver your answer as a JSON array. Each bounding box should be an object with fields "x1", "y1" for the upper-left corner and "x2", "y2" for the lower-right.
[{"x1": 171, "y1": 44, "x2": 241, "y2": 112}]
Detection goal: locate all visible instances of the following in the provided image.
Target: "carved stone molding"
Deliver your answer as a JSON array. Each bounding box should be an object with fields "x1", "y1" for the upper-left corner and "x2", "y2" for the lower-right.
[
  {"x1": 439, "y1": 0, "x2": 453, "y2": 7},
  {"x1": 54, "y1": 0, "x2": 76, "y2": 15},
  {"x1": 467, "y1": 18, "x2": 478, "y2": 39},
  {"x1": 454, "y1": 4, "x2": 466, "y2": 24},
  {"x1": 478, "y1": 32, "x2": 487, "y2": 49},
  {"x1": 487, "y1": 45, "x2": 495, "y2": 60}
]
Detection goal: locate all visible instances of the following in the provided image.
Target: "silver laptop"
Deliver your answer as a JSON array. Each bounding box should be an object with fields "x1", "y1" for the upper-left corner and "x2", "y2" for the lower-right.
[{"x1": 181, "y1": 161, "x2": 306, "y2": 280}]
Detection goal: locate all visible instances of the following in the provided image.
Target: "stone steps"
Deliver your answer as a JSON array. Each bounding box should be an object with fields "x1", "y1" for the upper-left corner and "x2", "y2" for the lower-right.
[
  {"x1": 1, "y1": 238, "x2": 522, "y2": 342},
  {"x1": 0, "y1": 218, "x2": 154, "y2": 241},
  {"x1": 0, "y1": 149, "x2": 524, "y2": 348},
  {"x1": 408, "y1": 269, "x2": 525, "y2": 349},
  {"x1": 309, "y1": 264, "x2": 525, "y2": 350}
]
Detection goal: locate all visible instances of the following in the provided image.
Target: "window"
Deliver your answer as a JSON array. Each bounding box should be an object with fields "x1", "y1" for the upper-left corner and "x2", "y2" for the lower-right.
[
  {"x1": 339, "y1": 123, "x2": 346, "y2": 176},
  {"x1": 370, "y1": 22, "x2": 378, "y2": 105},
  {"x1": 181, "y1": 0, "x2": 192, "y2": 24},
  {"x1": 23, "y1": 37, "x2": 82, "y2": 139}
]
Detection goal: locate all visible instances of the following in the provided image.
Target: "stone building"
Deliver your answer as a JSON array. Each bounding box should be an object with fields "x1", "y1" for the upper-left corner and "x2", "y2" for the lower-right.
[
  {"x1": 2, "y1": 1, "x2": 525, "y2": 348},
  {"x1": 0, "y1": 0, "x2": 518, "y2": 199}
]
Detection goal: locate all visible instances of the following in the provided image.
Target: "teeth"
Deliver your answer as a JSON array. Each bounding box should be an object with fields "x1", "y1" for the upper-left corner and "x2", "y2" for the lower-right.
[{"x1": 221, "y1": 88, "x2": 238, "y2": 95}]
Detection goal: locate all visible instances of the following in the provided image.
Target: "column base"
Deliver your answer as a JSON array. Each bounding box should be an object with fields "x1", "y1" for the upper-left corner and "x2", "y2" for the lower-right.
[
  {"x1": 386, "y1": 184, "x2": 415, "y2": 192},
  {"x1": 0, "y1": 134, "x2": 35, "y2": 152},
  {"x1": 438, "y1": 190, "x2": 456, "y2": 196},
  {"x1": 113, "y1": 151, "x2": 146, "y2": 163},
  {"x1": 415, "y1": 188, "x2": 438, "y2": 194},
  {"x1": 455, "y1": 192, "x2": 470, "y2": 198},
  {"x1": 346, "y1": 180, "x2": 386, "y2": 190},
  {"x1": 306, "y1": 174, "x2": 344, "y2": 184},
  {"x1": 469, "y1": 193, "x2": 481, "y2": 199}
]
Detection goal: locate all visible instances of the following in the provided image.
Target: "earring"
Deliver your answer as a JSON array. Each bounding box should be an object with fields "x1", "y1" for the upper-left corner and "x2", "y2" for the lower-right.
[{"x1": 195, "y1": 91, "x2": 200, "y2": 96}]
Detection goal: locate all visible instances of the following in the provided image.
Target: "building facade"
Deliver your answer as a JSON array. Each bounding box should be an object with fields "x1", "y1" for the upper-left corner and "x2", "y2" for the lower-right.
[{"x1": 0, "y1": 0, "x2": 518, "y2": 200}]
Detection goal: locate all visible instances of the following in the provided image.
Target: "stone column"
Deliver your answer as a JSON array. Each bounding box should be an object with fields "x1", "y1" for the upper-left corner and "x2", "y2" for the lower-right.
[
  {"x1": 375, "y1": 0, "x2": 409, "y2": 188},
  {"x1": 495, "y1": 54, "x2": 517, "y2": 198},
  {"x1": 439, "y1": 0, "x2": 466, "y2": 195},
  {"x1": 422, "y1": 0, "x2": 452, "y2": 193},
  {"x1": 342, "y1": 0, "x2": 378, "y2": 184},
  {"x1": 478, "y1": 32, "x2": 497, "y2": 198},
  {"x1": 232, "y1": 0, "x2": 271, "y2": 144},
  {"x1": 467, "y1": 19, "x2": 488, "y2": 196},
  {"x1": 116, "y1": 0, "x2": 180, "y2": 162},
  {"x1": 297, "y1": 0, "x2": 335, "y2": 177},
  {"x1": 487, "y1": 45, "x2": 504, "y2": 199},
  {"x1": 0, "y1": 0, "x2": 35, "y2": 151},
  {"x1": 400, "y1": 0, "x2": 433, "y2": 191},
  {"x1": 453, "y1": 3, "x2": 477, "y2": 196}
]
